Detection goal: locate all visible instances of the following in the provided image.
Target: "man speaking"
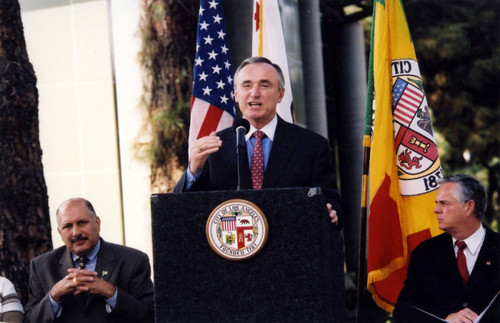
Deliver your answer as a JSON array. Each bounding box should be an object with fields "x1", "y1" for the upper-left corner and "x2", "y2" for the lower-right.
[
  {"x1": 174, "y1": 56, "x2": 342, "y2": 226},
  {"x1": 24, "y1": 198, "x2": 154, "y2": 322}
]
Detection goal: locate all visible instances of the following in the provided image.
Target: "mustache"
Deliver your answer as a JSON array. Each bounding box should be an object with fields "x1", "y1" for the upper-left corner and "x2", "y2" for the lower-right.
[{"x1": 71, "y1": 235, "x2": 88, "y2": 244}]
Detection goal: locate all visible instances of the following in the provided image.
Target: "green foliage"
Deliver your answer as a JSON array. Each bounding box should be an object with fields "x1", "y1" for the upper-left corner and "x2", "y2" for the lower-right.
[
  {"x1": 404, "y1": 0, "x2": 500, "y2": 224},
  {"x1": 138, "y1": 0, "x2": 197, "y2": 191},
  {"x1": 149, "y1": 99, "x2": 190, "y2": 167}
]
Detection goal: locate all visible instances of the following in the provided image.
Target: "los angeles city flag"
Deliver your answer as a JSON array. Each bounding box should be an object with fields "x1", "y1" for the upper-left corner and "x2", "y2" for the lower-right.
[
  {"x1": 365, "y1": 0, "x2": 444, "y2": 312},
  {"x1": 252, "y1": 0, "x2": 294, "y2": 123}
]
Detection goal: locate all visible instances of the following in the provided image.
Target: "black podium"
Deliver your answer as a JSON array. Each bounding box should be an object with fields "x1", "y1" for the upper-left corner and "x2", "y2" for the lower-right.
[{"x1": 151, "y1": 187, "x2": 345, "y2": 322}]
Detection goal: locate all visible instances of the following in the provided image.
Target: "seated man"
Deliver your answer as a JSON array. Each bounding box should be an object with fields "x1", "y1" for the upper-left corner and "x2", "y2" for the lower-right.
[
  {"x1": 394, "y1": 175, "x2": 500, "y2": 322},
  {"x1": 24, "y1": 198, "x2": 154, "y2": 323}
]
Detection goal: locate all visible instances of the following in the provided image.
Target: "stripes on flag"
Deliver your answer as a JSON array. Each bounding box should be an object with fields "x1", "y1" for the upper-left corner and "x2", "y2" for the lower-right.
[
  {"x1": 392, "y1": 78, "x2": 424, "y2": 126},
  {"x1": 190, "y1": 0, "x2": 236, "y2": 154},
  {"x1": 221, "y1": 217, "x2": 236, "y2": 231}
]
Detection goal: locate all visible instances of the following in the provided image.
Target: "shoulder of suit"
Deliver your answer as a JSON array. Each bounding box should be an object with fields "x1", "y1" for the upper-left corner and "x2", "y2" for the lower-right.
[
  {"x1": 277, "y1": 119, "x2": 328, "y2": 142},
  {"x1": 484, "y1": 225, "x2": 500, "y2": 236},
  {"x1": 101, "y1": 240, "x2": 150, "y2": 259},
  {"x1": 32, "y1": 245, "x2": 67, "y2": 263},
  {"x1": 413, "y1": 232, "x2": 451, "y2": 253},
  {"x1": 484, "y1": 226, "x2": 500, "y2": 246}
]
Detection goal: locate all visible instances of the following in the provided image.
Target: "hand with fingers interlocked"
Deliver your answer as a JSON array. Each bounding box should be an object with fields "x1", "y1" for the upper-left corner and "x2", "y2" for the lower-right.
[{"x1": 50, "y1": 268, "x2": 115, "y2": 301}]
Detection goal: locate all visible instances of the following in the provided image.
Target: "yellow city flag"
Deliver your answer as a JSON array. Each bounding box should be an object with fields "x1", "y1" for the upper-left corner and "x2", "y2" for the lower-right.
[{"x1": 365, "y1": 0, "x2": 443, "y2": 312}]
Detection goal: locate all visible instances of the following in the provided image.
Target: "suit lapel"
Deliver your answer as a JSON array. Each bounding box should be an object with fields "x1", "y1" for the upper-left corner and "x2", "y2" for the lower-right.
[
  {"x1": 263, "y1": 117, "x2": 295, "y2": 188},
  {"x1": 95, "y1": 239, "x2": 116, "y2": 281},
  {"x1": 435, "y1": 234, "x2": 466, "y2": 291},
  {"x1": 468, "y1": 227, "x2": 497, "y2": 290},
  {"x1": 85, "y1": 239, "x2": 116, "y2": 308},
  {"x1": 58, "y1": 248, "x2": 75, "y2": 278}
]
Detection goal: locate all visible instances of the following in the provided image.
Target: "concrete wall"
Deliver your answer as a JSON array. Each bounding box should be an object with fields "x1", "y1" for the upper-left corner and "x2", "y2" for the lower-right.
[{"x1": 19, "y1": 0, "x2": 152, "y2": 263}]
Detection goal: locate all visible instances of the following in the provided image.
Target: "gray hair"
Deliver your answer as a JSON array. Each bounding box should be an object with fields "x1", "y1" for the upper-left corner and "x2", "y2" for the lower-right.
[
  {"x1": 234, "y1": 56, "x2": 285, "y2": 90},
  {"x1": 438, "y1": 174, "x2": 487, "y2": 220}
]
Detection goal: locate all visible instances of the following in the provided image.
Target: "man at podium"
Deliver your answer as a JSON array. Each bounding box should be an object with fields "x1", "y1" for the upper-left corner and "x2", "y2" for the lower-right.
[{"x1": 174, "y1": 56, "x2": 342, "y2": 226}]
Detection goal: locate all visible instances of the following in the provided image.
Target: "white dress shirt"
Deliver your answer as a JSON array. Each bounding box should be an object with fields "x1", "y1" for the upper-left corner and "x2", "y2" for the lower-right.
[{"x1": 452, "y1": 224, "x2": 486, "y2": 275}]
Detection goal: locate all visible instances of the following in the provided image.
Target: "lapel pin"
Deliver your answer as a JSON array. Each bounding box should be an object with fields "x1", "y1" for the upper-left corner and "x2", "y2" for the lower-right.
[
  {"x1": 486, "y1": 261, "x2": 491, "y2": 266},
  {"x1": 102, "y1": 270, "x2": 109, "y2": 277}
]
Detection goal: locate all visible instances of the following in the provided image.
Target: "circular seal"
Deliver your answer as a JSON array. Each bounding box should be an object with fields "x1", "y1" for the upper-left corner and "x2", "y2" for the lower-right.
[
  {"x1": 391, "y1": 58, "x2": 443, "y2": 196},
  {"x1": 206, "y1": 199, "x2": 268, "y2": 261}
]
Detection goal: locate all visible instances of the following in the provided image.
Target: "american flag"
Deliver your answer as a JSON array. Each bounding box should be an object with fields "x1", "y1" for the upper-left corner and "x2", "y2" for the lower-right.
[
  {"x1": 189, "y1": 0, "x2": 236, "y2": 154},
  {"x1": 392, "y1": 78, "x2": 424, "y2": 126}
]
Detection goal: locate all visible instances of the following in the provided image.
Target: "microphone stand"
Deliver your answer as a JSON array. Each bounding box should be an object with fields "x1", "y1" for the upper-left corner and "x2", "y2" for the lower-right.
[
  {"x1": 236, "y1": 126, "x2": 245, "y2": 190},
  {"x1": 234, "y1": 118, "x2": 249, "y2": 191}
]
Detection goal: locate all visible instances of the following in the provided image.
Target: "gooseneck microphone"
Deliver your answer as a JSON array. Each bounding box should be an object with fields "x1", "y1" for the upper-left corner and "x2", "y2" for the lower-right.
[{"x1": 233, "y1": 118, "x2": 250, "y2": 190}]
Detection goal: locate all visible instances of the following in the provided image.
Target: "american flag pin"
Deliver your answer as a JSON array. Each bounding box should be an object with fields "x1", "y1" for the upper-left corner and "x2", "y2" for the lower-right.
[
  {"x1": 102, "y1": 270, "x2": 109, "y2": 276},
  {"x1": 486, "y1": 261, "x2": 491, "y2": 266}
]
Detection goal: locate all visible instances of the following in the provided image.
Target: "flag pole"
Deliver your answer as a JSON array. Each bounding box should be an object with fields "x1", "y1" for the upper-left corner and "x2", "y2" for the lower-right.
[
  {"x1": 357, "y1": 4, "x2": 375, "y2": 316},
  {"x1": 357, "y1": 136, "x2": 371, "y2": 322}
]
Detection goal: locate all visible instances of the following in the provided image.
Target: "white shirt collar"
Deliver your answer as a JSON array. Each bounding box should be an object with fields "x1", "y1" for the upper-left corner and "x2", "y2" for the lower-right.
[
  {"x1": 453, "y1": 224, "x2": 485, "y2": 255},
  {"x1": 245, "y1": 114, "x2": 278, "y2": 141}
]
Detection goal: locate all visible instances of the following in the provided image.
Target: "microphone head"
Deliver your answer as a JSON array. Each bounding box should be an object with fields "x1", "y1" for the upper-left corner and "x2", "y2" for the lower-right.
[{"x1": 233, "y1": 118, "x2": 250, "y2": 134}]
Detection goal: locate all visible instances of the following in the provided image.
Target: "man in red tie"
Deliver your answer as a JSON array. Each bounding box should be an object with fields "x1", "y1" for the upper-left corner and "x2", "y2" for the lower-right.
[
  {"x1": 394, "y1": 175, "x2": 500, "y2": 322},
  {"x1": 174, "y1": 56, "x2": 342, "y2": 226}
]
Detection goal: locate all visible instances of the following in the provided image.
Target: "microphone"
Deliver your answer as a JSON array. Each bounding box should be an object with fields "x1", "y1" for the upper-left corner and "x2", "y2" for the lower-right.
[
  {"x1": 233, "y1": 118, "x2": 250, "y2": 152},
  {"x1": 233, "y1": 118, "x2": 250, "y2": 190}
]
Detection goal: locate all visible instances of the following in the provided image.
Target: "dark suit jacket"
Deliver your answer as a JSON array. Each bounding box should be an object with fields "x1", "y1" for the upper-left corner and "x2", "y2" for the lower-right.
[
  {"x1": 174, "y1": 116, "x2": 342, "y2": 220},
  {"x1": 24, "y1": 239, "x2": 154, "y2": 323},
  {"x1": 393, "y1": 226, "x2": 500, "y2": 322}
]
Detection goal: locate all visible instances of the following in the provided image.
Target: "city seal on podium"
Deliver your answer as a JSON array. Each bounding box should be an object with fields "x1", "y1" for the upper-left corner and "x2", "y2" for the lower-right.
[{"x1": 206, "y1": 199, "x2": 268, "y2": 261}]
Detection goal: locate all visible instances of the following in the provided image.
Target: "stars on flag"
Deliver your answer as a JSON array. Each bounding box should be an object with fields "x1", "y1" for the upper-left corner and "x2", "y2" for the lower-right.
[
  {"x1": 192, "y1": 0, "x2": 234, "y2": 112},
  {"x1": 213, "y1": 14, "x2": 222, "y2": 24},
  {"x1": 189, "y1": 0, "x2": 235, "y2": 148},
  {"x1": 200, "y1": 21, "x2": 209, "y2": 31},
  {"x1": 198, "y1": 71, "x2": 208, "y2": 81},
  {"x1": 208, "y1": 0, "x2": 218, "y2": 9}
]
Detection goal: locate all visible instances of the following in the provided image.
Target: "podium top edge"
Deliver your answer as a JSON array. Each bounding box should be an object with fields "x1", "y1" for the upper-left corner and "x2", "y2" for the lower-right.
[{"x1": 151, "y1": 187, "x2": 323, "y2": 199}]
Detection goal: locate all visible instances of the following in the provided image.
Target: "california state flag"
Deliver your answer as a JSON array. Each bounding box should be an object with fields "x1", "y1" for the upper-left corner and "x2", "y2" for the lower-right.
[
  {"x1": 365, "y1": 0, "x2": 444, "y2": 312},
  {"x1": 252, "y1": 0, "x2": 294, "y2": 123}
]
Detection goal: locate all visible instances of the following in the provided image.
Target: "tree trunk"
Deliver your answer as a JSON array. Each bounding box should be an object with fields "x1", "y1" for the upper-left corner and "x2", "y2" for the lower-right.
[
  {"x1": 139, "y1": 0, "x2": 197, "y2": 192},
  {"x1": 0, "y1": 0, "x2": 52, "y2": 305}
]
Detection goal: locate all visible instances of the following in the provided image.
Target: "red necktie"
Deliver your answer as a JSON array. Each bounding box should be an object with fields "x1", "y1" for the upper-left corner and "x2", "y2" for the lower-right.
[
  {"x1": 251, "y1": 131, "x2": 264, "y2": 190},
  {"x1": 456, "y1": 241, "x2": 468, "y2": 286}
]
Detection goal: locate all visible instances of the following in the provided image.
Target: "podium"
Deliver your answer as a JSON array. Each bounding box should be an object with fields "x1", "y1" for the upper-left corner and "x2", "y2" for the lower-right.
[{"x1": 151, "y1": 187, "x2": 345, "y2": 322}]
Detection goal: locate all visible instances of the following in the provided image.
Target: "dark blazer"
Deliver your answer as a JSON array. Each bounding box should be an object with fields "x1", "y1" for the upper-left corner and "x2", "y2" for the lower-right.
[
  {"x1": 393, "y1": 226, "x2": 500, "y2": 322},
  {"x1": 174, "y1": 116, "x2": 342, "y2": 219},
  {"x1": 24, "y1": 239, "x2": 154, "y2": 323}
]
